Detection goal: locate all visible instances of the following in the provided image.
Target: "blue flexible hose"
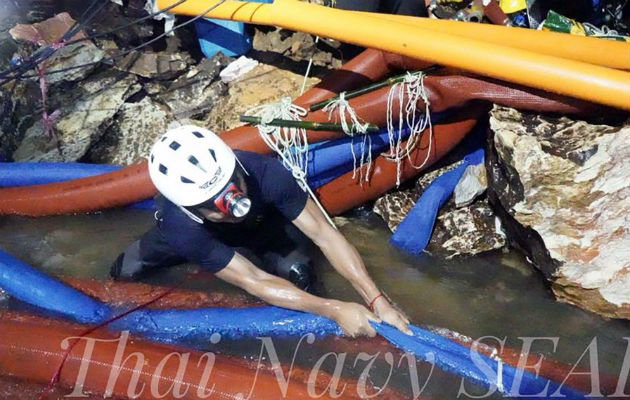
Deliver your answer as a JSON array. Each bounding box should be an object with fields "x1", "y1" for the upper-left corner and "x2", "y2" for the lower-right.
[{"x1": 0, "y1": 248, "x2": 585, "y2": 398}]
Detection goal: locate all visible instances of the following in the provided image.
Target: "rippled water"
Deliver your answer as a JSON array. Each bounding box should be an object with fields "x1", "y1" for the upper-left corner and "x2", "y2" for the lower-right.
[{"x1": 0, "y1": 208, "x2": 628, "y2": 398}]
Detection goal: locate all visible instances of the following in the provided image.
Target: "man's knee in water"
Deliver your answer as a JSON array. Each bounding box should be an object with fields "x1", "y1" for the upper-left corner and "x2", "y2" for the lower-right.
[{"x1": 110, "y1": 241, "x2": 145, "y2": 281}]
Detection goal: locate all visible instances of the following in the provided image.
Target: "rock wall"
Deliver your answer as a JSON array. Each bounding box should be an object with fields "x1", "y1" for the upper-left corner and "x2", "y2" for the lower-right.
[
  {"x1": 2, "y1": 9, "x2": 335, "y2": 164},
  {"x1": 486, "y1": 105, "x2": 630, "y2": 319}
]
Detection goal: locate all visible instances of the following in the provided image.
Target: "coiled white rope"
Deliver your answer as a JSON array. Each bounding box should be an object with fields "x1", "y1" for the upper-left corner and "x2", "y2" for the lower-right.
[
  {"x1": 322, "y1": 92, "x2": 374, "y2": 182},
  {"x1": 385, "y1": 71, "x2": 433, "y2": 186},
  {"x1": 246, "y1": 97, "x2": 337, "y2": 228}
]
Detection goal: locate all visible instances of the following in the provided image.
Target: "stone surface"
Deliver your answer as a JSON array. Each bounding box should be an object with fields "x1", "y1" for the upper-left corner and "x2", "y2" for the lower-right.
[
  {"x1": 205, "y1": 63, "x2": 320, "y2": 132},
  {"x1": 9, "y1": 12, "x2": 104, "y2": 84},
  {"x1": 427, "y1": 198, "x2": 506, "y2": 258},
  {"x1": 453, "y1": 162, "x2": 487, "y2": 207},
  {"x1": 159, "y1": 54, "x2": 231, "y2": 120},
  {"x1": 86, "y1": 96, "x2": 175, "y2": 165},
  {"x1": 486, "y1": 105, "x2": 630, "y2": 319},
  {"x1": 9, "y1": 12, "x2": 84, "y2": 45},
  {"x1": 251, "y1": 27, "x2": 343, "y2": 72},
  {"x1": 13, "y1": 71, "x2": 140, "y2": 161},
  {"x1": 111, "y1": 50, "x2": 190, "y2": 80},
  {"x1": 0, "y1": 80, "x2": 41, "y2": 161},
  {"x1": 42, "y1": 41, "x2": 105, "y2": 84},
  {"x1": 374, "y1": 160, "x2": 505, "y2": 258}
]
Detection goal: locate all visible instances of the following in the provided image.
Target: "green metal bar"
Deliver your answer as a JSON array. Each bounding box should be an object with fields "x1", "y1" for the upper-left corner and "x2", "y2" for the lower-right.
[
  {"x1": 240, "y1": 115, "x2": 380, "y2": 133},
  {"x1": 308, "y1": 65, "x2": 441, "y2": 112}
]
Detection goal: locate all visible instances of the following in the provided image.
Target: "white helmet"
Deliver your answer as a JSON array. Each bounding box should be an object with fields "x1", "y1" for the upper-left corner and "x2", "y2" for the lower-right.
[{"x1": 148, "y1": 125, "x2": 236, "y2": 207}]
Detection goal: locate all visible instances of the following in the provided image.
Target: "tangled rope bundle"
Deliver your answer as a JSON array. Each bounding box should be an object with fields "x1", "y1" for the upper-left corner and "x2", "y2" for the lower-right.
[
  {"x1": 245, "y1": 97, "x2": 336, "y2": 227},
  {"x1": 322, "y1": 92, "x2": 374, "y2": 182},
  {"x1": 386, "y1": 71, "x2": 433, "y2": 186}
]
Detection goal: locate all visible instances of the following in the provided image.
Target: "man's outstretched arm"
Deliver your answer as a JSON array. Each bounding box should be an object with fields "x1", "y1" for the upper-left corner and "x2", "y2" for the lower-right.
[
  {"x1": 292, "y1": 199, "x2": 411, "y2": 335},
  {"x1": 215, "y1": 252, "x2": 382, "y2": 337}
]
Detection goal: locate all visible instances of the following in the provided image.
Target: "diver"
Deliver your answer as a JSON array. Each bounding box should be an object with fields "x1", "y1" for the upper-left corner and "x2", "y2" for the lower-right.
[{"x1": 111, "y1": 125, "x2": 411, "y2": 338}]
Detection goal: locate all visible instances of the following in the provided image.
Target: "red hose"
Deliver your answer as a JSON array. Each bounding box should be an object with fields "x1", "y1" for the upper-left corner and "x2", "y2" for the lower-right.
[{"x1": 0, "y1": 311, "x2": 406, "y2": 400}]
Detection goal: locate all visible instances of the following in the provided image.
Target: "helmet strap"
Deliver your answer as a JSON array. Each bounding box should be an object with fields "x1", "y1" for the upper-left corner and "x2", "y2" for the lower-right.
[{"x1": 178, "y1": 205, "x2": 205, "y2": 224}]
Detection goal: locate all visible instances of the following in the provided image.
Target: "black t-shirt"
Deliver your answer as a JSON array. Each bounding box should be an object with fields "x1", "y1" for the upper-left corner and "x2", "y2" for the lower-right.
[{"x1": 156, "y1": 150, "x2": 309, "y2": 273}]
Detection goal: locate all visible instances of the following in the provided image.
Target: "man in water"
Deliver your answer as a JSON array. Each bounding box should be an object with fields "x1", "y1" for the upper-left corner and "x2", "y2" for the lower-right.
[{"x1": 111, "y1": 125, "x2": 410, "y2": 338}]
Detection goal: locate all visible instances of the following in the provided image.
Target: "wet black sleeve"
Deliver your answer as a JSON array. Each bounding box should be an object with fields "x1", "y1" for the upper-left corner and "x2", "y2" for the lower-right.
[
  {"x1": 263, "y1": 159, "x2": 309, "y2": 221},
  {"x1": 159, "y1": 204, "x2": 235, "y2": 273}
]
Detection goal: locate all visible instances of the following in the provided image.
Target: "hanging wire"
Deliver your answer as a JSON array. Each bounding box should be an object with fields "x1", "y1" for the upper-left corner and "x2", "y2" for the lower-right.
[
  {"x1": 8, "y1": 0, "x2": 225, "y2": 81},
  {"x1": 0, "y1": 0, "x2": 109, "y2": 82},
  {"x1": 0, "y1": 0, "x2": 217, "y2": 85}
]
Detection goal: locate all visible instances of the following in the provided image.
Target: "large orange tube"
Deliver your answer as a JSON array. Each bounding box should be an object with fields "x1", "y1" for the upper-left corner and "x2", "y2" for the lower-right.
[
  {"x1": 359, "y1": 11, "x2": 630, "y2": 70},
  {"x1": 221, "y1": 72, "x2": 601, "y2": 154},
  {"x1": 0, "y1": 73, "x2": 601, "y2": 216},
  {"x1": 0, "y1": 311, "x2": 404, "y2": 400},
  {"x1": 156, "y1": 0, "x2": 630, "y2": 110}
]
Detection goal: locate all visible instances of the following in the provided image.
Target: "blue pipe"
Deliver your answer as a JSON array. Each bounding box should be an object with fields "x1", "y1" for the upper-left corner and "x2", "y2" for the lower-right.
[
  {"x1": 0, "y1": 162, "x2": 121, "y2": 187},
  {"x1": 305, "y1": 127, "x2": 411, "y2": 188},
  {"x1": 0, "y1": 249, "x2": 585, "y2": 398},
  {"x1": 0, "y1": 249, "x2": 110, "y2": 323},
  {"x1": 305, "y1": 112, "x2": 448, "y2": 188}
]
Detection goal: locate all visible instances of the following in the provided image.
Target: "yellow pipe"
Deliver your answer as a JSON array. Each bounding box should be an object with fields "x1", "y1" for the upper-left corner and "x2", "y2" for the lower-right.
[
  {"x1": 156, "y1": 0, "x2": 630, "y2": 110},
  {"x1": 358, "y1": 11, "x2": 630, "y2": 71}
]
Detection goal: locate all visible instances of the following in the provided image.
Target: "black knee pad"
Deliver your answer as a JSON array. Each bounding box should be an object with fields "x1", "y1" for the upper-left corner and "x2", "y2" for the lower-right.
[{"x1": 273, "y1": 250, "x2": 315, "y2": 292}]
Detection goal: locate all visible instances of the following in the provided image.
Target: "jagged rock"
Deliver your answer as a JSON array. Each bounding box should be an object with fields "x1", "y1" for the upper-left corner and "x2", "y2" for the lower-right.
[
  {"x1": 205, "y1": 63, "x2": 320, "y2": 132},
  {"x1": 9, "y1": 13, "x2": 104, "y2": 83},
  {"x1": 86, "y1": 96, "x2": 175, "y2": 165},
  {"x1": 374, "y1": 163, "x2": 459, "y2": 232},
  {"x1": 486, "y1": 105, "x2": 630, "y2": 319},
  {"x1": 112, "y1": 51, "x2": 190, "y2": 80},
  {"x1": 0, "y1": 81, "x2": 43, "y2": 161},
  {"x1": 374, "y1": 160, "x2": 505, "y2": 258},
  {"x1": 13, "y1": 71, "x2": 141, "y2": 161},
  {"x1": 158, "y1": 54, "x2": 231, "y2": 119},
  {"x1": 43, "y1": 42, "x2": 105, "y2": 84},
  {"x1": 453, "y1": 162, "x2": 487, "y2": 207},
  {"x1": 427, "y1": 198, "x2": 505, "y2": 258},
  {"x1": 9, "y1": 12, "x2": 83, "y2": 45},
  {"x1": 251, "y1": 27, "x2": 342, "y2": 71}
]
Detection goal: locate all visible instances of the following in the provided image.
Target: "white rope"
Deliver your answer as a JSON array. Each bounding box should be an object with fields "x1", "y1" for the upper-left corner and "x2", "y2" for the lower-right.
[
  {"x1": 583, "y1": 22, "x2": 622, "y2": 37},
  {"x1": 245, "y1": 97, "x2": 337, "y2": 228},
  {"x1": 385, "y1": 71, "x2": 433, "y2": 186},
  {"x1": 322, "y1": 92, "x2": 373, "y2": 182},
  {"x1": 299, "y1": 36, "x2": 320, "y2": 95}
]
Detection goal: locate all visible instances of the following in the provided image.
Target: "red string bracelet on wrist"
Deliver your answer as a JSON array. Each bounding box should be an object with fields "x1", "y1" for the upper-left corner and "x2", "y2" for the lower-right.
[{"x1": 368, "y1": 293, "x2": 384, "y2": 311}]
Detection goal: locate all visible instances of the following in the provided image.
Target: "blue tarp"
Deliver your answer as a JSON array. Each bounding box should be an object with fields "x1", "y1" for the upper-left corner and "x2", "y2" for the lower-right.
[{"x1": 390, "y1": 124, "x2": 486, "y2": 254}]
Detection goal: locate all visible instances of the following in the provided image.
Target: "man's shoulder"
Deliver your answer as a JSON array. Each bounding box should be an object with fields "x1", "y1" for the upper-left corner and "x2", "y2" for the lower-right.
[{"x1": 234, "y1": 150, "x2": 277, "y2": 166}]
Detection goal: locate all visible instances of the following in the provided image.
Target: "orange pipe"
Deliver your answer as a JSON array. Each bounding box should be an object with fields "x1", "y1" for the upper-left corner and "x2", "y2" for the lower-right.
[
  {"x1": 156, "y1": 0, "x2": 630, "y2": 110},
  {"x1": 0, "y1": 73, "x2": 601, "y2": 216},
  {"x1": 62, "y1": 277, "x2": 263, "y2": 308},
  {"x1": 0, "y1": 311, "x2": 404, "y2": 400},
  {"x1": 316, "y1": 105, "x2": 484, "y2": 215},
  {"x1": 361, "y1": 11, "x2": 630, "y2": 70}
]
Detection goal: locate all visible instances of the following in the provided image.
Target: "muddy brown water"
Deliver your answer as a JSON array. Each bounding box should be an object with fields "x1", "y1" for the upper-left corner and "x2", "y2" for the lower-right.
[{"x1": 0, "y1": 208, "x2": 628, "y2": 399}]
